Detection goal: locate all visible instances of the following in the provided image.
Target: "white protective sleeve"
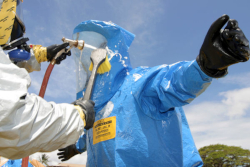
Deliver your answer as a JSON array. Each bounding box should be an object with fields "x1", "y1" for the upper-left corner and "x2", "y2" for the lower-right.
[{"x1": 0, "y1": 48, "x2": 84, "y2": 159}]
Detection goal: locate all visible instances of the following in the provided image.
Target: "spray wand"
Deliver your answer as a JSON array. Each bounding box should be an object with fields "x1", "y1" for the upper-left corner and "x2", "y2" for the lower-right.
[{"x1": 38, "y1": 38, "x2": 85, "y2": 98}]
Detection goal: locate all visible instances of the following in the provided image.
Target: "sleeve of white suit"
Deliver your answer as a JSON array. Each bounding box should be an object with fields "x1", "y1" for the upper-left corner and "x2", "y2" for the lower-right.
[{"x1": 0, "y1": 48, "x2": 84, "y2": 159}]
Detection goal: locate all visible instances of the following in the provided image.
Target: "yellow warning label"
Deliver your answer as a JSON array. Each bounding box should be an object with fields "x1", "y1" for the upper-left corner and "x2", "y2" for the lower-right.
[{"x1": 93, "y1": 116, "x2": 116, "y2": 145}]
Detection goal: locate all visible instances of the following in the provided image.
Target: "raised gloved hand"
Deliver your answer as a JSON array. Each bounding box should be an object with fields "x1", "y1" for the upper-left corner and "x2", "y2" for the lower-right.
[
  {"x1": 57, "y1": 144, "x2": 80, "y2": 161},
  {"x1": 73, "y1": 98, "x2": 95, "y2": 130},
  {"x1": 196, "y1": 14, "x2": 250, "y2": 78},
  {"x1": 32, "y1": 43, "x2": 71, "y2": 64}
]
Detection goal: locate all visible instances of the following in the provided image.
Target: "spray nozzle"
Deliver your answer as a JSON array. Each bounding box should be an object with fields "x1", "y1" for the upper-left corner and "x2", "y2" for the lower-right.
[{"x1": 62, "y1": 37, "x2": 85, "y2": 52}]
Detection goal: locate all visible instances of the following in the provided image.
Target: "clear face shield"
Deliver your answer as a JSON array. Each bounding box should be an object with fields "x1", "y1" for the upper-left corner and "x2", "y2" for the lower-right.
[
  {"x1": 15, "y1": 0, "x2": 25, "y2": 35},
  {"x1": 9, "y1": 0, "x2": 25, "y2": 46},
  {"x1": 72, "y1": 31, "x2": 108, "y2": 94},
  {"x1": 16, "y1": 0, "x2": 24, "y2": 22}
]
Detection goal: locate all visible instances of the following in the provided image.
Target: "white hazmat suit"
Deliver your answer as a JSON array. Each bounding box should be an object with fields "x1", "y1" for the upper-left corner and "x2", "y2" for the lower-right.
[{"x1": 0, "y1": 47, "x2": 84, "y2": 159}]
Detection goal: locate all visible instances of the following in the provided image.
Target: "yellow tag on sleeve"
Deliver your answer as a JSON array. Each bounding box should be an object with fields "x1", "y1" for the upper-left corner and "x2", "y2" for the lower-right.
[{"x1": 93, "y1": 116, "x2": 116, "y2": 145}]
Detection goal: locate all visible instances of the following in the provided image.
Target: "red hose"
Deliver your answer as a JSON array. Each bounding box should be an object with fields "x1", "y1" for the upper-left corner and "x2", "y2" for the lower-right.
[
  {"x1": 21, "y1": 158, "x2": 29, "y2": 167},
  {"x1": 22, "y1": 62, "x2": 55, "y2": 167},
  {"x1": 39, "y1": 63, "x2": 55, "y2": 97}
]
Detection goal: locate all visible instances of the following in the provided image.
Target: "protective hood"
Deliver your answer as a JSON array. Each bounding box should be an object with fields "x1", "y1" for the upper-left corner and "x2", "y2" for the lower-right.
[{"x1": 73, "y1": 20, "x2": 135, "y2": 109}]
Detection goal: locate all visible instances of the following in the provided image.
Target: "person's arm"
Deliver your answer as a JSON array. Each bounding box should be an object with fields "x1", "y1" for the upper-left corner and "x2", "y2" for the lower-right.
[
  {"x1": 16, "y1": 43, "x2": 71, "y2": 73},
  {"x1": 0, "y1": 48, "x2": 94, "y2": 159},
  {"x1": 134, "y1": 15, "x2": 249, "y2": 113},
  {"x1": 32, "y1": 43, "x2": 71, "y2": 64},
  {"x1": 133, "y1": 60, "x2": 211, "y2": 113},
  {"x1": 57, "y1": 99, "x2": 93, "y2": 162}
]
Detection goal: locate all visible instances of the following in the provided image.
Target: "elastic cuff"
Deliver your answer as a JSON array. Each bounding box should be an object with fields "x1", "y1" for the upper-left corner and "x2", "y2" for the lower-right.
[
  {"x1": 78, "y1": 100, "x2": 95, "y2": 130},
  {"x1": 73, "y1": 144, "x2": 81, "y2": 154},
  {"x1": 196, "y1": 54, "x2": 228, "y2": 78},
  {"x1": 74, "y1": 105, "x2": 86, "y2": 127},
  {"x1": 31, "y1": 45, "x2": 47, "y2": 63}
]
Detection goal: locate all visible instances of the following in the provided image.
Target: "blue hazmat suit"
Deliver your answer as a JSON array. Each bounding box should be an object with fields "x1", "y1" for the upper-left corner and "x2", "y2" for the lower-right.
[
  {"x1": 72, "y1": 20, "x2": 212, "y2": 167},
  {"x1": 2, "y1": 159, "x2": 33, "y2": 167}
]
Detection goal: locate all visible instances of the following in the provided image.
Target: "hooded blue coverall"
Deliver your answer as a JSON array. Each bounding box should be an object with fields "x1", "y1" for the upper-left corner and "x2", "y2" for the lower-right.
[{"x1": 73, "y1": 20, "x2": 212, "y2": 167}]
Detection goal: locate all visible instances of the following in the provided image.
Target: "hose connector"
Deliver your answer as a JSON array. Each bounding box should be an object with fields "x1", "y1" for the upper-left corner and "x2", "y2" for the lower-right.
[{"x1": 62, "y1": 37, "x2": 85, "y2": 52}]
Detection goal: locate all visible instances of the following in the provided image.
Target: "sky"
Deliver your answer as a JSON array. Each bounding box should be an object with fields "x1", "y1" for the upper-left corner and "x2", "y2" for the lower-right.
[{"x1": 4, "y1": 0, "x2": 250, "y2": 165}]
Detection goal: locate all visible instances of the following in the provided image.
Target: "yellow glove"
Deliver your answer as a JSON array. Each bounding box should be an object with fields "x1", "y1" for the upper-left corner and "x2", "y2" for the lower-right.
[
  {"x1": 31, "y1": 45, "x2": 47, "y2": 63},
  {"x1": 31, "y1": 43, "x2": 71, "y2": 64},
  {"x1": 74, "y1": 105, "x2": 86, "y2": 127},
  {"x1": 72, "y1": 99, "x2": 95, "y2": 130}
]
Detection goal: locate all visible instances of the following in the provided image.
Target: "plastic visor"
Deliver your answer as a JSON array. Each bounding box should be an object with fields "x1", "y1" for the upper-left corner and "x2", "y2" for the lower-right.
[
  {"x1": 12, "y1": 0, "x2": 25, "y2": 40},
  {"x1": 72, "y1": 31, "x2": 108, "y2": 93},
  {"x1": 16, "y1": 0, "x2": 24, "y2": 28},
  {"x1": 73, "y1": 20, "x2": 134, "y2": 107}
]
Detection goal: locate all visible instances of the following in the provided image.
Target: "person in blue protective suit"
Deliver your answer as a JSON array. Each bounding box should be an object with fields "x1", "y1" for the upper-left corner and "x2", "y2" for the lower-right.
[{"x1": 57, "y1": 15, "x2": 250, "y2": 166}]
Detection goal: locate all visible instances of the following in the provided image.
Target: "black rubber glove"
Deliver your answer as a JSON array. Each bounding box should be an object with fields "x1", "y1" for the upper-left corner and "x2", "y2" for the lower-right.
[
  {"x1": 55, "y1": 50, "x2": 71, "y2": 64},
  {"x1": 57, "y1": 144, "x2": 80, "y2": 161},
  {"x1": 73, "y1": 98, "x2": 95, "y2": 130},
  {"x1": 47, "y1": 43, "x2": 71, "y2": 64},
  {"x1": 196, "y1": 15, "x2": 250, "y2": 78}
]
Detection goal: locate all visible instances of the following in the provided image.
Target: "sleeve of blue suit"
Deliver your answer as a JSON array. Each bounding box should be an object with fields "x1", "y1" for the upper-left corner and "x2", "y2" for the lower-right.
[
  {"x1": 133, "y1": 60, "x2": 212, "y2": 113},
  {"x1": 75, "y1": 133, "x2": 87, "y2": 153}
]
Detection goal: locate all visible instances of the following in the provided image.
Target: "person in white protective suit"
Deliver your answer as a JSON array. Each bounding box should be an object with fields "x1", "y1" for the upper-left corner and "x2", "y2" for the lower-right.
[{"x1": 0, "y1": 0, "x2": 95, "y2": 159}]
